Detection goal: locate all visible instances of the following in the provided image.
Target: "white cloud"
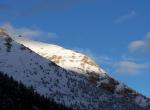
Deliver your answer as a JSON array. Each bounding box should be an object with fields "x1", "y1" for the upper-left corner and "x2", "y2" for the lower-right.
[
  {"x1": 114, "y1": 10, "x2": 136, "y2": 24},
  {"x1": 0, "y1": 23, "x2": 58, "y2": 40},
  {"x1": 73, "y1": 48, "x2": 150, "y2": 74},
  {"x1": 113, "y1": 61, "x2": 149, "y2": 74},
  {"x1": 129, "y1": 32, "x2": 150, "y2": 53}
]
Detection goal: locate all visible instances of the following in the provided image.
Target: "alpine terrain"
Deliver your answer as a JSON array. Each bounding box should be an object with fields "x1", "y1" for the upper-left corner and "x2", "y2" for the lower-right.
[{"x1": 0, "y1": 28, "x2": 150, "y2": 110}]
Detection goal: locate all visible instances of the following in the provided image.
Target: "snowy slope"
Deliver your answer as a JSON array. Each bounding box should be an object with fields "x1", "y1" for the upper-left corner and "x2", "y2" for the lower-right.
[
  {"x1": 14, "y1": 37, "x2": 106, "y2": 76},
  {"x1": 0, "y1": 30, "x2": 150, "y2": 110}
]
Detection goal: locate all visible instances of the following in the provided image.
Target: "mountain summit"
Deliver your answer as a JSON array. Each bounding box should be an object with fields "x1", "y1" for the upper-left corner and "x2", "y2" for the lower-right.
[
  {"x1": 14, "y1": 36, "x2": 106, "y2": 76},
  {"x1": 0, "y1": 28, "x2": 149, "y2": 110}
]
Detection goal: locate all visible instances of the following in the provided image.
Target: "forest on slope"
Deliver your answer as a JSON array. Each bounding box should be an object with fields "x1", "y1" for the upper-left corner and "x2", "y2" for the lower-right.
[{"x1": 0, "y1": 71, "x2": 73, "y2": 110}]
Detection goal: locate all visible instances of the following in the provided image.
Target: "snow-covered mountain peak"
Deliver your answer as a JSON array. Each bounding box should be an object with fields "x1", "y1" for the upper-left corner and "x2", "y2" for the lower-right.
[
  {"x1": 13, "y1": 36, "x2": 106, "y2": 77},
  {"x1": 0, "y1": 30, "x2": 149, "y2": 110}
]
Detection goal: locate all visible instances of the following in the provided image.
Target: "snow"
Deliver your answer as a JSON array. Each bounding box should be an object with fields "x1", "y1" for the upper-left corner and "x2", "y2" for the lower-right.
[
  {"x1": 0, "y1": 35, "x2": 110, "y2": 110},
  {"x1": 135, "y1": 96, "x2": 148, "y2": 108},
  {"x1": 115, "y1": 83, "x2": 125, "y2": 92},
  {"x1": 13, "y1": 36, "x2": 106, "y2": 77},
  {"x1": 0, "y1": 34, "x2": 149, "y2": 110}
]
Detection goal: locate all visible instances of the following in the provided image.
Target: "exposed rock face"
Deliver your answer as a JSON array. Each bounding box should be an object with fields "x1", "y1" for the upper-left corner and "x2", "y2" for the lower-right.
[{"x1": 0, "y1": 28, "x2": 9, "y2": 37}]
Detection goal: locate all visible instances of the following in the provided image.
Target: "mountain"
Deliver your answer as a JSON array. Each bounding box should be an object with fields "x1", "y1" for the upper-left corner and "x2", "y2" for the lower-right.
[
  {"x1": 0, "y1": 71, "x2": 72, "y2": 110},
  {"x1": 0, "y1": 28, "x2": 150, "y2": 110},
  {"x1": 13, "y1": 36, "x2": 106, "y2": 76}
]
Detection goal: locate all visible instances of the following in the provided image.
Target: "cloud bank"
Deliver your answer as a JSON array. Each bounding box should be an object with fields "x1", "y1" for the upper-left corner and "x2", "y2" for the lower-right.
[
  {"x1": 75, "y1": 48, "x2": 150, "y2": 75},
  {"x1": 114, "y1": 10, "x2": 136, "y2": 24},
  {"x1": 129, "y1": 33, "x2": 150, "y2": 53},
  {"x1": 0, "y1": 0, "x2": 94, "y2": 21},
  {"x1": 113, "y1": 61, "x2": 149, "y2": 74},
  {"x1": 0, "y1": 23, "x2": 58, "y2": 41}
]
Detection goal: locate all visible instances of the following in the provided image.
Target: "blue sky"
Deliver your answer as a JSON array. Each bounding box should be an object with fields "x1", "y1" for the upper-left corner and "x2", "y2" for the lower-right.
[{"x1": 0, "y1": 0, "x2": 150, "y2": 97}]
